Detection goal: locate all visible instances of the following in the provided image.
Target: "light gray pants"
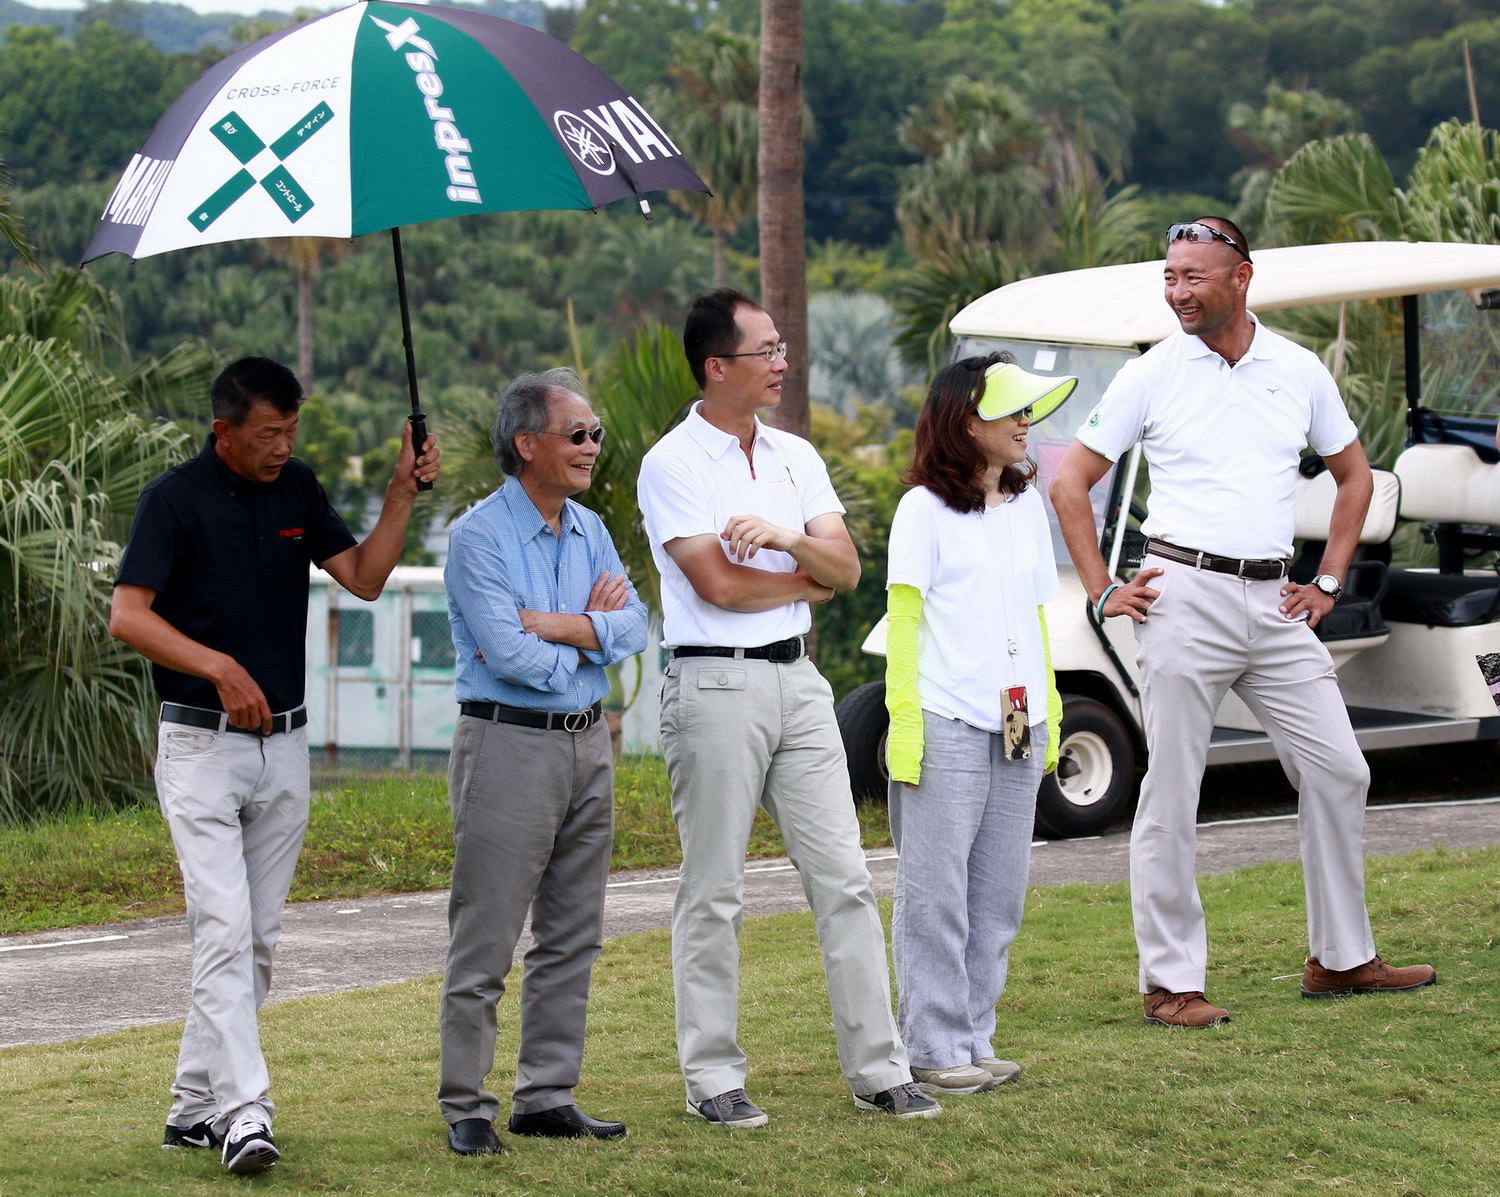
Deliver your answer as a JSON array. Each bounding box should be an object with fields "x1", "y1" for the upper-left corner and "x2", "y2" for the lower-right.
[
  {"x1": 1132, "y1": 554, "x2": 1377, "y2": 994},
  {"x1": 661, "y1": 653, "x2": 910, "y2": 1104},
  {"x1": 154, "y1": 719, "x2": 310, "y2": 1136},
  {"x1": 437, "y1": 713, "x2": 614, "y2": 1123},
  {"x1": 889, "y1": 712, "x2": 1044, "y2": 1070}
]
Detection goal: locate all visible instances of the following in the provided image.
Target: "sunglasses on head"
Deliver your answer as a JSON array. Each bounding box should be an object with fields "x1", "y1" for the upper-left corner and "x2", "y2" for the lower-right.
[
  {"x1": 1167, "y1": 221, "x2": 1250, "y2": 260},
  {"x1": 541, "y1": 426, "x2": 606, "y2": 446}
]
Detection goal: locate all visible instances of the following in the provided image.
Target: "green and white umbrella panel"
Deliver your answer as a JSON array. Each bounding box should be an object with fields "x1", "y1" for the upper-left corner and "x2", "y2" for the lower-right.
[{"x1": 84, "y1": 0, "x2": 706, "y2": 263}]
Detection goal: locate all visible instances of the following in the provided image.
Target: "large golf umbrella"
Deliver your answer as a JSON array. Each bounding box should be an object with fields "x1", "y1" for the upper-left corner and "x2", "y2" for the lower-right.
[{"x1": 82, "y1": 0, "x2": 709, "y2": 485}]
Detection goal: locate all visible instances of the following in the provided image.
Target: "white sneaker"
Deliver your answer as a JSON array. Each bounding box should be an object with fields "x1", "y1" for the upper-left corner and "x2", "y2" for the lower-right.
[
  {"x1": 910, "y1": 1064, "x2": 997, "y2": 1094},
  {"x1": 221, "y1": 1113, "x2": 280, "y2": 1175}
]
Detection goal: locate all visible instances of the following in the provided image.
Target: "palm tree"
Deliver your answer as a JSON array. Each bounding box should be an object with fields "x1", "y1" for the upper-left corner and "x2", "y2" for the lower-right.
[
  {"x1": 895, "y1": 78, "x2": 1049, "y2": 262},
  {"x1": 0, "y1": 269, "x2": 211, "y2": 822},
  {"x1": 1227, "y1": 84, "x2": 1358, "y2": 238},
  {"x1": 758, "y1": 0, "x2": 810, "y2": 438},
  {"x1": 649, "y1": 25, "x2": 760, "y2": 288},
  {"x1": 891, "y1": 242, "x2": 1025, "y2": 374},
  {"x1": 0, "y1": 157, "x2": 39, "y2": 270}
]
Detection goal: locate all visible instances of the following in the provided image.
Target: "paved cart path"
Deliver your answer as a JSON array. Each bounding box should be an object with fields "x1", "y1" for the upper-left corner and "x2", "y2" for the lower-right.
[{"x1": 4, "y1": 797, "x2": 1499, "y2": 1049}]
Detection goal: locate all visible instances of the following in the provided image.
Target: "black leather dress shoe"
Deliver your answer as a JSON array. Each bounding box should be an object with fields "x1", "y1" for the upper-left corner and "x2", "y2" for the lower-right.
[
  {"x1": 448, "y1": 1118, "x2": 503, "y2": 1155},
  {"x1": 507, "y1": 1105, "x2": 627, "y2": 1140}
]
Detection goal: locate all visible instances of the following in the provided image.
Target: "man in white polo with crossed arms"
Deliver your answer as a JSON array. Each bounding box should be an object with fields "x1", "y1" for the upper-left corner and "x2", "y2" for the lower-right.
[
  {"x1": 1050, "y1": 217, "x2": 1434, "y2": 1028},
  {"x1": 638, "y1": 288, "x2": 935, "y2": 1125}
]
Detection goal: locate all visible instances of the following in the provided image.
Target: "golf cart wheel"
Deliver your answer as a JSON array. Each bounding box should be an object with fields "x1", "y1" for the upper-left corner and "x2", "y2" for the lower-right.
[
  {"x1": 1034, "y1": 696, "x2": 1135, "y2": 839},
  {"x1": 835, "y1": 681, "x2": 890, "y2": 801}
]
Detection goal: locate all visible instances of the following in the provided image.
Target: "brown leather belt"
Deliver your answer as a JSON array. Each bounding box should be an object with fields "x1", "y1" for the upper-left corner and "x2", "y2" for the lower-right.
[{"x1": 1145, "y1": 538, "x2": 1290, "y2": 582}]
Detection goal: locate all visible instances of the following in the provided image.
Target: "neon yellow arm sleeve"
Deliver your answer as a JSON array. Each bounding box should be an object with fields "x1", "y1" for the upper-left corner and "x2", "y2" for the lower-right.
[
  {"x1": 1039, "y1": 605, "x2": 1063, "y2": 774},
  {"x1": 884, "y1": 584, "x2": 924, "y2": 786}
]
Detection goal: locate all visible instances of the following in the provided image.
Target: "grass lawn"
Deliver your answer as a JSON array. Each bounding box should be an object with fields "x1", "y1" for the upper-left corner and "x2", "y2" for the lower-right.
[
  {"x1": 2, "y1": 847, "x2": 1497, "y2": 1195},
  {"x1": 0, "y1": 756, "x2": 896, "y2": 935}
]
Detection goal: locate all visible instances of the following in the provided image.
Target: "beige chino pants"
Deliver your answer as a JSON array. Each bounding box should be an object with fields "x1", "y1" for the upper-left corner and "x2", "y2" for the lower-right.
[
  {"x1": 1131, "y1": 554, "x2": 1378, "y2": 994},
  {"x1": 661, "y1": 653, "x2": 910, "y2": 1103}
]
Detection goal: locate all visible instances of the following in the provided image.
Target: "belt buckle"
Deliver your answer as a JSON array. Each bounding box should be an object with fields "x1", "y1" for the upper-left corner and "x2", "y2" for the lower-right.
[
  {"x1": 1237, "y1": 558, "x2": 1249, "y2": 579},
  {"x1": 562, "y1": 709, "x2": 591, "y2": 733}
]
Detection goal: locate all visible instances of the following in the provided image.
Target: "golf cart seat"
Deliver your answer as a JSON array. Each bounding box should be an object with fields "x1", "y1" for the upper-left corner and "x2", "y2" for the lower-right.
[
  {"x1": 1290, "y1": 462, "x2": 1399, "y2": 644},
  {"x1": 1386, "y1": 444, "x2": 1500, "y2": 627}
]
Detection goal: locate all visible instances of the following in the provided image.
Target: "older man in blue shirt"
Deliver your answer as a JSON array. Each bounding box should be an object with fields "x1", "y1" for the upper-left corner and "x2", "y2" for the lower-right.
[{"x1": 438, "y1": 368, "x2": 648, "y2": 1155}]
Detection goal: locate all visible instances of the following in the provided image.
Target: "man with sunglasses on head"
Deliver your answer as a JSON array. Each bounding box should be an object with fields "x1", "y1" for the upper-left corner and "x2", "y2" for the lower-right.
[
  {"x1": 437, "y1": 368, "x2": 647, "y2": 1155},
  {"x1": 1050, "y1": 218, "x2": 1434, "y2": 1029},
  {"x1": 637, "y1": 289, "x2": 936, "y2": 1127}
]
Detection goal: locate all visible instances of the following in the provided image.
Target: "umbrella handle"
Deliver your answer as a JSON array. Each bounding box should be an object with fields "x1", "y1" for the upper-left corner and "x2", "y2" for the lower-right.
[
  {"x1": 409, "y1": 410, "x2": 432, "y2": 494},
  {"x1": 392, "y1": 227, "x2": 433, "y2": 493}
]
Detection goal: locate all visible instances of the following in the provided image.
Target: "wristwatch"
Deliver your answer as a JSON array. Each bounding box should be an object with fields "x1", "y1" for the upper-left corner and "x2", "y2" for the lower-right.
[{"x1": 1311, "y1": 574, "x2": 1343, "y2": 599}]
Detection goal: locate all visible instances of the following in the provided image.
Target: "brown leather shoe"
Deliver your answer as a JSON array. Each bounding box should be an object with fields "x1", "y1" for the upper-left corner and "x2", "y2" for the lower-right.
[
  {"x1": 1301, "y1": 955, "x2": 1436, "y2": 998},
  {"x1": 1143, "y1": 988, "x2": 1230, "y2": 1028}
]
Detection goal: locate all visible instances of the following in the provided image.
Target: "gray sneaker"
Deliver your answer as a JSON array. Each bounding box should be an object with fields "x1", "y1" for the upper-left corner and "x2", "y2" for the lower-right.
[
  {"x1": 689, "y1": 1089, "x2": 769, "y2": 1129},
  {"x1": 911, "y1": 1064, "x2": 997, "y2": 1095},
  {"x1": 852, "y1": 1082, "x2": 942, "y2": 1118},
  {"x1": 974, "y1": 1057, "x2": 1022, "y2": 1085}
]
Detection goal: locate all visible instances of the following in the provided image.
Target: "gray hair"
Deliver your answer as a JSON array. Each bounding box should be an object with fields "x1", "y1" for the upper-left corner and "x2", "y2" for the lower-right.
[{"x1": 491, "y1": 367, "x2": 586, "y2": 476}]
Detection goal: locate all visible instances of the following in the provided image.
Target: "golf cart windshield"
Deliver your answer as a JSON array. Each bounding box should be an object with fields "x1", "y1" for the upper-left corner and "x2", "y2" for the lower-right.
[{"x1": 953, "y1": 336, "x2": 1136, "y2": 559}]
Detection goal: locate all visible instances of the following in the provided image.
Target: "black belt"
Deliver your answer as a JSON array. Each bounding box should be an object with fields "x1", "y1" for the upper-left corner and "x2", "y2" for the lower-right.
[
  {"x1": 460, "y1": 700, "x2": 602, "y2": 732},
  {"x1": 160, "y1": 703, "x2": 307, "y2": 736},
  {"x1": 1146, "y1": 538, "x2": 1290, "y2": 582},
  {"x1": 671, "y1": 635, "x2": 806, "y2": 663}
]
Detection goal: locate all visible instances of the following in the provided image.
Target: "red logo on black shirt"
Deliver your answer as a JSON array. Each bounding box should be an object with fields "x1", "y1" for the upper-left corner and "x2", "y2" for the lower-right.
[{"x1": 278, "y1": 527, "x2": 305, "y2": 539}]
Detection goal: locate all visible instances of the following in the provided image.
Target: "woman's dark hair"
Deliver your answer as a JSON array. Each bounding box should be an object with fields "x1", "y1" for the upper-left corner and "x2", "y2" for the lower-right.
[{"x1": 903, "y1": 351, "x2": 1036, "y2": 514}]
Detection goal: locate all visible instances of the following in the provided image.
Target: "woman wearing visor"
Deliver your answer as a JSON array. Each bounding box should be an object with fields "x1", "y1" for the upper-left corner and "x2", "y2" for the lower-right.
[{"x1": 884, "y1": 351, "x2": 1076, "y2": 1096}]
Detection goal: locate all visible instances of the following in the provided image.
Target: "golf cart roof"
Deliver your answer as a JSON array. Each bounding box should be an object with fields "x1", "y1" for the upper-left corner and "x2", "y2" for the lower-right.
[{"x1": 950, "y1": 241, "x2": 1500, "y2": 349}]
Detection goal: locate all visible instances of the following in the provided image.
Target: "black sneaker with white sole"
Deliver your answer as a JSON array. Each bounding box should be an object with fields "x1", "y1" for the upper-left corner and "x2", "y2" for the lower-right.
[
  {"x1": 689, "y1": 1088, "x2": 769, "y2": 1128},
  {"x1": 852, "y1": 1082, "x2": 942, "y2": 1118},
  {"x1": 221, "y1": 1116, "x2": 280, "y2": 1175},
  {"x1": 162, "y1": 1120, "x2": 221, "y2": 1150}
]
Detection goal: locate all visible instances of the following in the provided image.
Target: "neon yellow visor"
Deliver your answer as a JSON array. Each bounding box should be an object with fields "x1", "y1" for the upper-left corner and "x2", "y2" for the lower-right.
[{"x1": 975, "y1": 362, "x2": 1079, "y2": 422}]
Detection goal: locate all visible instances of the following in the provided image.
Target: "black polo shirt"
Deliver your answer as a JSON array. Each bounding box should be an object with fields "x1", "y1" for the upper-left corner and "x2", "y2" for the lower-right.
[{"x1": 116, "y1": 436, "x2": 357, "y2": 713}]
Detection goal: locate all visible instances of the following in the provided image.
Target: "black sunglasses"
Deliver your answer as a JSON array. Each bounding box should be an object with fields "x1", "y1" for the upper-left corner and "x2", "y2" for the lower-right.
[
  {"x1": 1167, "y1": 221, "x2": 1250, "y2": 261},
  {"x1": 540, "y1": 426, "x2": 606, "y2": 446}
]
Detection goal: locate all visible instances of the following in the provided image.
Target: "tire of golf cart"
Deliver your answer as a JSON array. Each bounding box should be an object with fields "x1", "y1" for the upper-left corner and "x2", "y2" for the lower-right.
[
  {"x1": 836, "y1": 680, "x2": 890, "y2": 801},
  {"x1": 1034, "y1": 696, "x2": 1136, "y2": 839}
]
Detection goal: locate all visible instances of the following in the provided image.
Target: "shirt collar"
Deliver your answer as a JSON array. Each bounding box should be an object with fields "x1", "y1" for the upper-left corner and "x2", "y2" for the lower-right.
[
  {"x1": 684, "y1": 400, "x2": 764, "y2": 461},
  {"x1": 1182, "y1": 311, "x2": 1272, "y2": 363},
  {"x1": 499, "y1": 475, "x2": 584, "y2": 540},
  {"x1": 199, "y1": 433, "x2": 256, "y2": 495}
]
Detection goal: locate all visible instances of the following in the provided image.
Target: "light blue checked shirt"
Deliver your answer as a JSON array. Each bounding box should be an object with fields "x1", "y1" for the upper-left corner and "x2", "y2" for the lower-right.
[{"x1": 446, "y1": 477, "x2": 648, "y2": 710}]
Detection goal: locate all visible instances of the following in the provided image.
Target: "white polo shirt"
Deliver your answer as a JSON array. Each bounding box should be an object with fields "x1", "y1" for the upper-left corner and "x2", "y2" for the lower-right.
[
  {"x1": 888, "y1": 484, "x2": 1060, "y2": 729},
  {"x1": 638, "y1": 402, "x2": 845, "y2": 647},
  {"x1": 1076, "y1": 314, "x2": 1357, "y2": 560}
]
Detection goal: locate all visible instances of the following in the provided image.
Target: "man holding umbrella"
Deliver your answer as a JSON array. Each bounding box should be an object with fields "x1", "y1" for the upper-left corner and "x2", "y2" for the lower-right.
[{"x1": 110, "y1": 355, "x2": 439, "y2": 1175}]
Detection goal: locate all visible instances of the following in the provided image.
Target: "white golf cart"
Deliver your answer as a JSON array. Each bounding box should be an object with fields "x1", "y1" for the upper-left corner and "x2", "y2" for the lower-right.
[{"x1": 836, "y1": 241, "x2": 1500, "y2": 838}]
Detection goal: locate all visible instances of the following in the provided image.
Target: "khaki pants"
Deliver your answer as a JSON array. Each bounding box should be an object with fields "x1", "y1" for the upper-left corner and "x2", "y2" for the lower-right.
[
  {"x1": 155, "y1": 720, "x2": 309, "y2": 1136},
  {"x1": 1132, "y1": 555, "x2": 1377, "y2": 994},
  {"x1": 437, "y1": 714, "x2": 614, "y2": 1123},
  {"x1": 661, "y1": 653, "x2": 909, "y2": 1103}
]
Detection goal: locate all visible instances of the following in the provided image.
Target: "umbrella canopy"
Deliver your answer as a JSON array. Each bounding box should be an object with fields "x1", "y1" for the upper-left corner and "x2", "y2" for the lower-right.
[{"x1": 82, "y1": 0, "x2": 708, "y2": 263}]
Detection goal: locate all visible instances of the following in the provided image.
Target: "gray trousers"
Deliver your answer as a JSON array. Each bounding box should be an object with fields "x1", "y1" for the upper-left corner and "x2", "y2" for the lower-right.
[
  {"x1": 661, "y1": 653, "x2": 910, "y2": 1103},
  {"x1": 437, "y1": 713, "x2": 614, "y2": 1123},
  {"x1": 889, "y1": 713, "x2": 1044, "y2": 1070},
  {"x1": 155, "y1": 720, "x2": 309, "y2": 1136},
  {"x1": 1132, "y1": 555, "x2": 1377, "y2": 994}
]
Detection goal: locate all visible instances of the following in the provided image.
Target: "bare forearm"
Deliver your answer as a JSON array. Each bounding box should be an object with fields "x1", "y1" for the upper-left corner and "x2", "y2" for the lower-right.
[
  {"x1": 786, "y1": 534, "x2": 860, "y2": 591},
  {"x1": 1320, "y1": 473, "x2": 1373, "y2": 579},
  {"x1": 339, "y1": 487, "x2": 417, "y2": 600},
  {"x1": 110, "y1": 602, "x2": 234, "y2": 686},
  {"x1": 1051, "y1": 478, "x2": 1112, "y2": 601},
  {"x1": 709, "y1": 564, "x2": 832, "y2": 612},
  {"x1": 520, "y1": 610, "x2": 602, "y2": 651}
]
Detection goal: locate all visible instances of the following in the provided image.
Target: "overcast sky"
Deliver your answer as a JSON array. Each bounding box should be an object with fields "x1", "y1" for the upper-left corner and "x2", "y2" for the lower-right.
[{"x1": 22, "y1": 0, "x2": 329, "y2": 19}]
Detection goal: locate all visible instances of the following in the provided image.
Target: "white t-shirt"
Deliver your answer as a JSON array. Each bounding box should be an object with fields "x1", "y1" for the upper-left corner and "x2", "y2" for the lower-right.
[
  {"x1": 638, "y1": 402, "x2": 845, "y2": 647},
  {"x1": 887, "y1": 484, "x2": 1060, "y2": 730},
  {"x1": 1076, "y1": 315, "x2": 1358, "y2": 559}
]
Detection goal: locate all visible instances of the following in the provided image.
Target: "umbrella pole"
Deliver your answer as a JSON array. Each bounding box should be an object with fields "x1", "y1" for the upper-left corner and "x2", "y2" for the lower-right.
[{"x1": 391, "y1": 227, "x2": 433, "y2": 492}]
